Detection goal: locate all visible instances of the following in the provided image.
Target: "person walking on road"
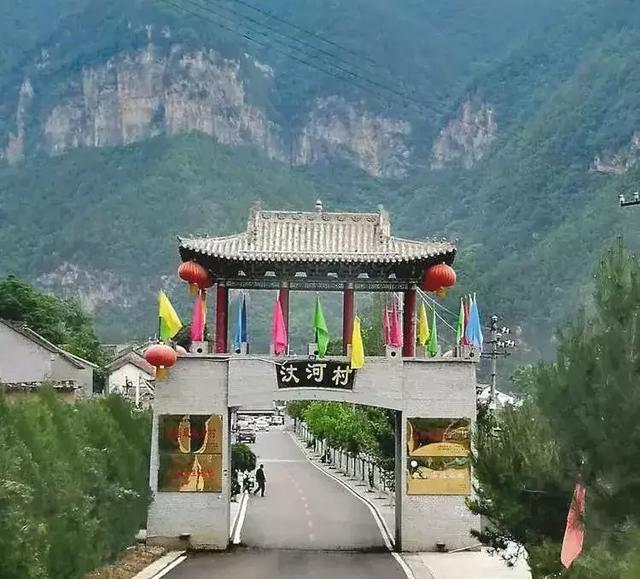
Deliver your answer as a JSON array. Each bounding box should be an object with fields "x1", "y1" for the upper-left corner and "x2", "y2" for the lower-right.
[{"x1": 254, "y1": 464, "x2": 266, "y2": 497}]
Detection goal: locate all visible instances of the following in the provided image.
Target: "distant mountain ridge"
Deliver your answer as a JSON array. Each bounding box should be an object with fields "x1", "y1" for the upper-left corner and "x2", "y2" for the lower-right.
[{"x1": 2, "y1": 0, "x2": 640, "y2": 372}]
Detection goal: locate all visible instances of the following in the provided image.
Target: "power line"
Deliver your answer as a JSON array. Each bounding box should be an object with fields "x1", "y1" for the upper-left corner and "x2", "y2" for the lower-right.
[
  {"x1": 207, "y1": 0, "x2": 385, "y2": 78},
  {"x1": 158, "y1": 0, "x2": 431, "y2": 115},
  {"x1": 224, "y1": 0, "x2": 377, "y2": 66},
  {"x1": 182, "y1": 0, "x2": 430, "y2": 112}
]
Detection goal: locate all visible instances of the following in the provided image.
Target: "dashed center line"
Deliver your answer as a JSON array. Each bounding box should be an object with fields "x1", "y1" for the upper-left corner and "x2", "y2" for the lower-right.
[{"x1": 307, "y1": 520, "x2": 313, "y2": 529}]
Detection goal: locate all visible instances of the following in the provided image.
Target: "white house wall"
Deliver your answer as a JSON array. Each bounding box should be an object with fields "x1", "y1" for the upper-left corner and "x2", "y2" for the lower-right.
[{"x1": 108, "y1": 363, "x2": 154, "y2": 395}]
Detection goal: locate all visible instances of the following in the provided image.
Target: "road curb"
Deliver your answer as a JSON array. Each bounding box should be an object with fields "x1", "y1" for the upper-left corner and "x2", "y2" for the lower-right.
[
  {"x1": 131, "y1": 550, "x2": 187, "y2": 579},
  {"x1": 231, "y1": 490, "x2": 249, "y2": 544}
]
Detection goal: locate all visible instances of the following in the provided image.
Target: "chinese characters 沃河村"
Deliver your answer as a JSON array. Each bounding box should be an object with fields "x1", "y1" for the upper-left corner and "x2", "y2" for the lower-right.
[
  {"x1": 279, "y1": 363, "x2": 300, "y2": 384},
  {"x1": 305, "y1": 362, "x2": 327, "y2": 383},
  {"x1": 331, "y1": 364, "x2": 352, "y2": 387}
]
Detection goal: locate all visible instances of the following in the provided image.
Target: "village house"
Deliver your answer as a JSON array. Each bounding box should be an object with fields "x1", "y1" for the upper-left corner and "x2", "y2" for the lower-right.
[
  {"x1": 0, "y1": 319, "x2": 97, "y2": 400},
  {"x1": 106, "y1": 347, "x2": 155, "y2": 407}
]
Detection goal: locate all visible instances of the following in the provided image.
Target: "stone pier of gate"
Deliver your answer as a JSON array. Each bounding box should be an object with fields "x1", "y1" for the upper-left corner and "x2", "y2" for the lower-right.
[{"x1": 146, "y1": 353, "x2": 479, "y2": 552}]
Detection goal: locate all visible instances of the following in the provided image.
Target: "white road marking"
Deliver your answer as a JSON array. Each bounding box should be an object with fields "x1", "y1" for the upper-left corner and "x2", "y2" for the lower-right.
[
  {"x1": 307, "y1": 520, "x2": 313, "y2": 529},
  {"x1": 232, "y1": 490, "x2": 250, "y2": 545},
  {"x1": 289, "y1": 432, "x2": 416, "y2": 579}
]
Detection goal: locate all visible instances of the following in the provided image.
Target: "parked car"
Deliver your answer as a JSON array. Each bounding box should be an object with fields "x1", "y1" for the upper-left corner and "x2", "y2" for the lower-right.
[
  {"x1": 237, "y1": 429, "x2": 256, "y2": 443},
  {"x1": 256, "y1": 419, "x2": 270, "y2": 431},
  {"x1": 270, "y1": 415, "x2": 284, "y2": 426}
]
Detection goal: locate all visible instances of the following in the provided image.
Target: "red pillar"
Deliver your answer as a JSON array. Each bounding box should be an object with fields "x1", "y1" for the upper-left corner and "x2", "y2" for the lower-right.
[
  {"x1": 403, "y1": 287, "x2": 417, "y2": 358},
  {"x1": 278, "y1": 284, "x2": 289, "y2": 336},
  {"x1": 343, "y1": 286, "x2": 354, "y2": 355},
  {"x1": 215, "y1": 285, "x2": 228, "y2": 354}
]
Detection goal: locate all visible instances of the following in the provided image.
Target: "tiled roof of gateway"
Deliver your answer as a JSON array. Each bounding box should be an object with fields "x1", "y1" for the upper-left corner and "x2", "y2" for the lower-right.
[{"x1": 178, "y1": 206, "x2": 455, "y2": 263}]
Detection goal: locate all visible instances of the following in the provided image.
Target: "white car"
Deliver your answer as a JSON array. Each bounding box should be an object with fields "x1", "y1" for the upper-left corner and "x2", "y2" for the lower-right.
[{"x1": 256, "y1": 419, "x2": 270, "y2": 431}]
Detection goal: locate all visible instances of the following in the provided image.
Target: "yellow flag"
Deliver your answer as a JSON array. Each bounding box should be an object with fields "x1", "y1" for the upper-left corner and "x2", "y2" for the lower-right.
[
  {"x1": 418, "y1": 301, "x2": 430, "y2": 346},
  {"x1": 158, "y1": 291, "x2": 183, "y2": 342},
  {"x1": 350, "y1": 316, "x2": 365, "y2": 369}
]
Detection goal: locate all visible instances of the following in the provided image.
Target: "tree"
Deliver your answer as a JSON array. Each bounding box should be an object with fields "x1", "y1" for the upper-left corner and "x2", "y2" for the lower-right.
[
  {"x1": 0, "y1": 276, "x2": 107, "y2": 367},
  {"x1": 472, "y1": 240, "x2": 640, "y2": 576}
]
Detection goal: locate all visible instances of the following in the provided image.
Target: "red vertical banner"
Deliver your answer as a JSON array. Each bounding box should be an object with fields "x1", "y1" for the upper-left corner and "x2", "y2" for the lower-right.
[
  {"x1": 215, "y1": 285, "x2": 228, "y2": 354},
  {"x1": 403, "y1": 288, "x2": 417, "y2": 357},
  {"x1": 278, "y1": 285, "x2": 289, "y2": 336}
]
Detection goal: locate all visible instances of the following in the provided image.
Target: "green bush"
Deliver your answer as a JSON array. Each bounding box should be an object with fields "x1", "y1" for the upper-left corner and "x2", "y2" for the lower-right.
[{"x1": 0, "y1": 389, "x2": 151, "y2": 579}]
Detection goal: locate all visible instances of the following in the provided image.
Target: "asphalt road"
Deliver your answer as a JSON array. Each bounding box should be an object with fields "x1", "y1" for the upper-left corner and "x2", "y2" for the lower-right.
[
  {"x1": 166, "y1": 427, "x2": 408, "y2": 579},
  {"x1": 242, "y1": 428, "x2": 386, "y2": 550}
]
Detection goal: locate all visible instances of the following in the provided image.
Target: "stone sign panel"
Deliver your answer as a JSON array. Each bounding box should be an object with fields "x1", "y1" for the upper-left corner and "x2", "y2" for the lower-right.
[
  {"x1": 406, "y1": 417, "x2": 471, "y2": 496},
  {"x1": 158, "y1": 414, "x2": 223, "y2": 492},
  {"x1": 276, "y1": 360, "x2": 355, "y2": 390}
]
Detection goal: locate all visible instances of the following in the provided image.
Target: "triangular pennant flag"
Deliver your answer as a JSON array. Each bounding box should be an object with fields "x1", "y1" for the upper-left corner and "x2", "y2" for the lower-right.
[
  {"x1": 190, "y1": 290, "x2": 205, "y2": 342},
  {"x1": 561, "y1": 481, "x2": 586, "y2": 568},
  {"x1": 463, "y1": 295, "x2": 471, "y2": 346},
  {"x1": 350, "y1": 315, "x2": 365, "y2": 369},
  {"x1": 271, "y1": 297, "x2": 288, "y2": 356},
  {"x1": 466, "y1": 294, "x2": 483, "y2": 349},
  {"x1": 312, "y1": 297, "x2": 330, "y2": 357},
  {"x1": 382, "y1": 305, "x2": 391, "y2": 346},
  {"x1": 427, "y1": 308, "x2": 439, "y2": 357},
  {"x1": 158, "y1": 290, "x2": 182, "y2": 343},
  {"x1": 418, "y1": 301, "x2": 430, "y2": 346},
  {"x1": 389, "y1": 301, "x2": 402, "y2": 347},
  {"x1": 456, "y1": 298, "x2": 465, "y2": 345},
  {"x1": 233, "y1": 293, "x2": 247, "y2": 346}
]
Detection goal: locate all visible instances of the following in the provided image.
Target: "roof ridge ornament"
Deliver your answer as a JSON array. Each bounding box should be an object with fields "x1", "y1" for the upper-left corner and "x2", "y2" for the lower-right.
[{"x1": 315, "y1": 199, "x2": 323, "y2": 213}]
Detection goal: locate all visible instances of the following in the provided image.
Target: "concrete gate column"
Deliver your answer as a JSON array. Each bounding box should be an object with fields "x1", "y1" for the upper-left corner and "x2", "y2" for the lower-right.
[
  {"x1": 396, "y1": 360, "x2": 479, "y2": 552},
  {"x1": 147, "y1": 358, "x2": 231, "y2": 549}
]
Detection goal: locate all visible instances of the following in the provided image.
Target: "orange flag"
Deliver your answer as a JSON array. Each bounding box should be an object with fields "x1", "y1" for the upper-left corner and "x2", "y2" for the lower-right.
[{"x1": 561, "y1": 481, "x2": 586, "y2": 568}]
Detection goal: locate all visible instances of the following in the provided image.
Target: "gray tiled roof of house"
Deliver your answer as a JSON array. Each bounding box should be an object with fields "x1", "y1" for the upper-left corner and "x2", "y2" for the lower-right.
[
  {"x1": 106, "y1": 349, "x2": 155, "y2": 375},
  {"x1": 178, "y1": 206, "x2": 455, "y2": 263},
  {"x1": 2, "y1": 380, "x2": 78, "y2": 392}
]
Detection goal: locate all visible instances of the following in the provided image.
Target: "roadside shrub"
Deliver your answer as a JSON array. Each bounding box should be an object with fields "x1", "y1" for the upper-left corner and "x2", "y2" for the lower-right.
[{"x1": 0, "y1": 389, "x2": 151, "y2": 579}]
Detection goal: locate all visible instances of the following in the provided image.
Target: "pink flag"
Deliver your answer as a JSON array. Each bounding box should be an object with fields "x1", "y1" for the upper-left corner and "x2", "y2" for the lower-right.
[
  {"x1": 190, "y1": 290, "x2": 205, "y2": 342},
  {"x1": 389, "y1": 301, "x2": 402, "y2": 348},
  {"x1": 462, "y1": 295, "x2": 471, "y2": 346},
  {"x1": 561, "y1": 482, "x2": 586, "y2": 568},
  {"x1": 382, "y1": 306, "x2": 391, "y2": 345},
  {"x1": 271, "y1": 297, "x2": 288, "y2": 355}
]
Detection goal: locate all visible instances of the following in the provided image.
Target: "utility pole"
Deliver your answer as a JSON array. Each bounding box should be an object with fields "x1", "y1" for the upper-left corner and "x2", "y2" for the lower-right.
[
  {"x1": 481, "y1": 315, "x2": 515, "y2": 409},
  {"x1": 619, "y1": 192, "x2": 640, "y2": 207}
]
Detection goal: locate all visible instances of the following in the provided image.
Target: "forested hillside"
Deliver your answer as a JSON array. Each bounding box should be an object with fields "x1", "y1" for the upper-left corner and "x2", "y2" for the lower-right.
[{"x1": 2, "y1": 0, "x2": 640, "y2": 371}]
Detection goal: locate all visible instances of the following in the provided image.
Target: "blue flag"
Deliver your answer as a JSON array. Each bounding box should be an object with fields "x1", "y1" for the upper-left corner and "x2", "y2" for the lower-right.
[
  {"x1": 465, "y1": 294, "x2": 483, "y2": 349},
  {"x1": 233, "y1": 293, "x2": 247, "y2": 346}
]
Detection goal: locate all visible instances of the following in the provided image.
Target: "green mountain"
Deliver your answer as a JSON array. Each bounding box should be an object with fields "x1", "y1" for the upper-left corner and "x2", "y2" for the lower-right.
[{"x1": 2, "y1": 0, "x2": 640, "y2": 371}]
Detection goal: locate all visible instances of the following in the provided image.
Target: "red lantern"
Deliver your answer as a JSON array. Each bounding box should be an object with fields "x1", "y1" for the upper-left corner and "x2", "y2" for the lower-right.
[
  {"x1": 178, "y1": 261, "x2": 213, "y2": 294},
  {"x1": 144, "y1": 344, "x2": 177, "y2": 380},
  {"x1": 421, "y1": 263, "x2": 457, "y2": 293}
]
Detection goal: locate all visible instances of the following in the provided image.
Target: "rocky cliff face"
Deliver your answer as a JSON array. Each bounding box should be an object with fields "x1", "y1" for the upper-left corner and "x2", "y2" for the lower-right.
[
  {"x1": 2, "y1": 78, "x2": 33, "y2": 163},
  {"x1": 431, "y1": 99, "x2": 496, "y2": 169},
  {"x1": 592, "y1": 132, "x2": 640, "y2": 175},
  {"x1": 293, "y1": 96, "x2": 412, "y2": 177},
  {"x1": 3, "y1": 44, "x2": 413, "y2": 177},
  {"x1": 42, "y1": 45, "x2": 284, "y2": 160},
  {"x1": 36, "y1": 263, "x2": 135, "y2": 314}
]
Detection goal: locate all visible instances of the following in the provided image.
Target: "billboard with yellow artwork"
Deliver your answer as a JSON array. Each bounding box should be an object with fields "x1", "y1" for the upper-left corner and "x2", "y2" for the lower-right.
[
  {"x1": 158, "y1": 414, "x2": 223, "y2": 492},
  {"x1": 406, "y1": 418, "x2": 471, "y2": 495}
]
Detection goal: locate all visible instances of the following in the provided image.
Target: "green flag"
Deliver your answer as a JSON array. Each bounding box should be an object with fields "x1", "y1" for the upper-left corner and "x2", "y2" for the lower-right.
[
  {"x1": 456, "y1": 298, "x2": 465, "y2": 345},
  {"x1": 427, "y1": 308, "x2": 439, "y2": 357},
  {"x1": 313, "y1": 297, "x2": 330, "y2": 357}
]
